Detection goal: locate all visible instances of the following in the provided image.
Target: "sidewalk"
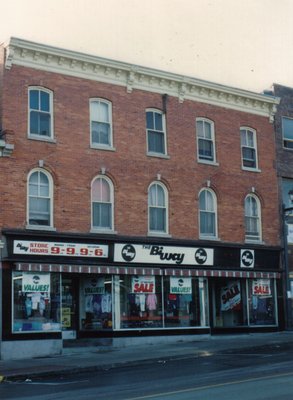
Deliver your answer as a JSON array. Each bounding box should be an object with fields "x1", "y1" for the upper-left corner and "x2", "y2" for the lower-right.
[{"x1": 1, "y1": 331, "x2": 293, "y2": 382}]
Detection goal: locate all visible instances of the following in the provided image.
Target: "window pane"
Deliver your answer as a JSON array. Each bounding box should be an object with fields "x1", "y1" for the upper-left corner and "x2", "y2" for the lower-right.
[
  {"x1": 203, "y1": 121, "x2": 211, "y2": 139},
  {"x1": 40, "y1": 91, "x2": 50, "y2": 112},
  {"x1": 146, "y1": 112, "x2": 154, "y2": 129},
  {"x1": 92, "y1": 178, "x2": 110, "y2": 202},
  {"x1": 154, "y1": 113, "x2": 163, "y2": 131},
  {"x1": 150, "y1": 207, "x2": 165, "y2": 231},
  {"x1": 30, "y1": 112, "x2": 40, "y2": 134},
  {"x1": 92, "y1": 122, "x2": 110, "y2": 145},
  {"x1": 29, "y1": 198, "x2": 50, "y2": 225},
  {"x1": 148, "y1": 131, "x2": 164, "y2": 153},
  {"x1": 199, "y1": 139, "x2": 213, "y2": 160},
  {"x1": 242, "y1": 147, "x2": 256, "y2": 168},
  {"x1": 30, "y1": 90, "x2": 39, "y2": 110},
  {"x1": 196, "y1": 120, "x2": 204, "y2": 137},
  {"x1": 93, "y1": 203, "x2": 111, "y2": 228},
  {"x1": 99, "y1": 102, "x2": 109, "y2": 123},
  {"x1": 200, "y1": 211, "x2": 215, "y2": 236},
  {"x1": 283, "y1": 117, "x2": 293, "y2": 141}
]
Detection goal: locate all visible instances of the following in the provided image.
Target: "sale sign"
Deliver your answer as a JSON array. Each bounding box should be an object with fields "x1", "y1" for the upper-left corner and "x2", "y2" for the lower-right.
[
  {"x1": 13, "y1": 240, "x2": 108, "y2": 258},
  {"x1": 131, "y1": 276, "x2": 155, "y2": 294},
  {"x1": 221, "y1": 281, "x2": 241, "y2": 311},
  {"x1": 252, "y1": 279, "x2": 271, "y2": 296}
]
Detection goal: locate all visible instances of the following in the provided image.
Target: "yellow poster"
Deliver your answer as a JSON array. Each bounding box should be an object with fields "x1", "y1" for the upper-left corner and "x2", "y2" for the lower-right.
[{"x1": 62, "y1": 307, "x2": 71, "y2": 328}]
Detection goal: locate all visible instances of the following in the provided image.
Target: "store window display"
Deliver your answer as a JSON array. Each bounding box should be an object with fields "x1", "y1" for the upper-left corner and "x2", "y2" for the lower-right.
[
  {"x1": 13, "y1": 271, "x2": 61, "y2": 332},
  {"x1": 164, "y1": 277, "x2": 208, "y2": 328},
  {"x1": 248, "y1": 279, "x2": 276, "y2": 325},
  {"x1": 80, "y1": 275, "x2": 112, "y2": 330},
  {"x1": 119, "y1": 275, "x2": 163, "y2": 329}
]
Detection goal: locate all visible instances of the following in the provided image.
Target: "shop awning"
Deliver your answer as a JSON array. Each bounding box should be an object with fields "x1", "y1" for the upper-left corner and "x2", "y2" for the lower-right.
[{"x1": 15, "y1": 263, "x2": 281, "y2": 279}]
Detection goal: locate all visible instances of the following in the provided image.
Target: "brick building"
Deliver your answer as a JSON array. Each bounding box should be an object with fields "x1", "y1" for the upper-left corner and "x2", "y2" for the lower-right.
[
  {"x1": 0, "y1": 38, "x2": 281, "y2": 359},
  {"x1": 272, "y1": 84, "x2": 293, "y2": 329}
]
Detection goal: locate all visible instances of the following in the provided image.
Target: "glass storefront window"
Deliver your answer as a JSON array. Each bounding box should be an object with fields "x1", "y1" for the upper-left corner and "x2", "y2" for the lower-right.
[
  {"x1": 13, "y1": 271, "x2": 61, "y2": 332},
  {"x1": 164, "y1": 277, "x2": 209, "y2": 328},
  {"x1": 213, "y1": 279, "x2": 247, "y2": 327},
  {"x1": 80, "y1": 275, "x2": 112, "y2": 330},
  {"x1": 248, "y1": 279, "x2": 276, "y2": 326},
  {"x1": 118, "y1": 275, "x2": 163, "y2": 329}
]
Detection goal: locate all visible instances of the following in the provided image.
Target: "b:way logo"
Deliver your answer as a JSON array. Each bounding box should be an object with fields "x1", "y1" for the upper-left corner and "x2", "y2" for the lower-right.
[{"x1": 149, "y1": 245, "x2": 185, "y2": 265}]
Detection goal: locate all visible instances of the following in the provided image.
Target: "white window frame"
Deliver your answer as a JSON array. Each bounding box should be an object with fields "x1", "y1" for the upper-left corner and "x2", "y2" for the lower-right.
[
  {"x1": 240, "y1": 127, "x2": 259, "y2": 171},
  {"x1": 28, "y1": 86, "x2": 54, "y2": 141},
  {"x1": 282, "y1": 116, "x2": 293, "y2": 150},
  {"x1": 196, "y1": 118, "x2": 217, "y2": 164},
  {"x1": 244, "y1": 194, "x2": 262, "y2": 242},
  {"x1": 146, "y1": 109, "x2": 168, "y2": 158},
  {"x1": 26, "y1": 168, "x2": 54, "y2": 230},
  {"x1": 198, "y1": 188, "x2": 218, "y2": 239},
  {"x1": 148, "y1": 182, "x2": 169, "y2": 235},
  {"x1": 90, "y1": 98, "x2": 114, "y2": 151},
  {"x1": 91, "y1": 175, "x2": 115, "y2": 233}
]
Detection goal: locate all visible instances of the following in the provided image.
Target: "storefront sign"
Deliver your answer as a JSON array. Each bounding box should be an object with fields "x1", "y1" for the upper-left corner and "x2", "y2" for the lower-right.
[
  {"x1": 114, "y1": 244, "x2": 213, "y2": 266},
  {"x1": 84, "y1": 277, "x2": 105, "y2": 294},
  {"x1": 252, "y1": 279, "x2": 271, "y2": 296},
  {"x1": 221, "y1": 281, "x2": 241, "y2": 311},
  {"x1": 240, "y1": 249, "x2": 254, "y2": 268},
  {"x1": 131, "y1": 276, "x2": 155, "y2": 293},
  {"x1": 170, "y1": 277, "x2": 192, "y2": 294},
  {"x1": 22, "y1": 272, "x2": 50, "y2": 292},
  {"x1": 13, "y1": 240, "x2": 108, "y2": 258}
]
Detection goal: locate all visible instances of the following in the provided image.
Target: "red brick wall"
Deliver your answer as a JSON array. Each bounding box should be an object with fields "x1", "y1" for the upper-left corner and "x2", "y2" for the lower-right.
[{"x1": 0, "y1": 64, "x2": 280, "y2": 245}]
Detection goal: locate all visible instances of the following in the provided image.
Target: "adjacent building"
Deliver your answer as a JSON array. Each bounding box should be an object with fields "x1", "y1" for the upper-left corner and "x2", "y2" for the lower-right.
[{"x1": 0, "y1": 37, "x2": 281, "y2": 359}]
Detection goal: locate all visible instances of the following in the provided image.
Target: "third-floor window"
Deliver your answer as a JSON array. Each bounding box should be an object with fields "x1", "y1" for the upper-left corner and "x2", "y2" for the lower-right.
[
  {"x1": 28, "y1": 87, "x2": 53, "y2": 140},
  {"x1": 90, "y1": 99, "x2": 113, "y2": 149},
  {"x1": 146, "y1": 109, "x2": 167, "y2": 156}
]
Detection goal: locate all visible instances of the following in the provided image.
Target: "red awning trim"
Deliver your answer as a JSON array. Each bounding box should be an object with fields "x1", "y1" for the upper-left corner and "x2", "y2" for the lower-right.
[{"x1": 15, "y1": 263, "x2": 281, "y2": 279}]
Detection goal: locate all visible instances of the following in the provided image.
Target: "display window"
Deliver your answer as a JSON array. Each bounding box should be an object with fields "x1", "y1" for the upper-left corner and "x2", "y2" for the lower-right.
[
  {"x1": 12, "y1": 271, "x2": 61, "y2": 333},
  {"x1": 213, "y1": 278, "x2": 277, "y2": 327},
  {"x1": 213, "y1": 279, "x2": 247, "y2": 327},
  {"x1": 118, "y1": 275, "x2": 163, "y2": 329},
  {"x1": 80, "y1": 275, "x2": 112, "y2": 330},
  {"x1": 248, "y1": 279, "x2": 277, "y2": 325},
  {"x1": 164, "y1": 277, "x2": 209, "y2": 328}
]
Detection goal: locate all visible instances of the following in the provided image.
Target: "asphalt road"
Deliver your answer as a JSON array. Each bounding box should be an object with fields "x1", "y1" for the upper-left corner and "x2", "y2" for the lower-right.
[{"x1": 1, "y1": 344, "x2": 293, "y2": 400}]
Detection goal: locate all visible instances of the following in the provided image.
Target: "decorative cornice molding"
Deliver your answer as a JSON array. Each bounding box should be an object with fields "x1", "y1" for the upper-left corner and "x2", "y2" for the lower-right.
[{"x1": 4, "y1": 37, "x2": 280, "y2": 121}]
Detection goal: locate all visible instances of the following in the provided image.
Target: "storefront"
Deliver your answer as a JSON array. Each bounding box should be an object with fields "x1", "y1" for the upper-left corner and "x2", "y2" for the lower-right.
[{"x1": 0, "y1": 230, "x2": 283, "y2": 359}]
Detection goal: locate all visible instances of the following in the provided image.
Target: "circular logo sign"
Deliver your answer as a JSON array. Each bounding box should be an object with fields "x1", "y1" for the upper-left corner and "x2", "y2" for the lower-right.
[
  {"x1": 241, "y1": 250, "x2": 254, "y2": 267},
  {"x1": 121, "y1": 244, "x2": 136, "y2": 262},
  {"x1": 195, "y1": 248, "x2": 207, "y2": 264},
  {"x1": 33, "y1": 275, "x2": 40, "y2": 285}
]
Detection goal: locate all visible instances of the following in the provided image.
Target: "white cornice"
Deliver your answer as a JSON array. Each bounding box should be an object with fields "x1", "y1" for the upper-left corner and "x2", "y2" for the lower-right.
[{"x1": 4, "y1": 37, "x2": 279, "y2": 122}]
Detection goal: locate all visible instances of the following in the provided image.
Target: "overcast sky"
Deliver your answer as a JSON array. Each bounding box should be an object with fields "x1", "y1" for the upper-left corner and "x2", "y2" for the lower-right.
[{"x1": 1, "y1": 0, "x2": 292, "y2": 93}]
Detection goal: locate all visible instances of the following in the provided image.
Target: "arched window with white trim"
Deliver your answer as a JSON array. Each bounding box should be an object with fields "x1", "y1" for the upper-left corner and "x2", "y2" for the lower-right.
[
  {"x1": 244, "y1": 194, "x2": 261, "y2": 241},
  {"x1": 148, "y1": 182, "x2": 168, "y2": 234},
  {"x1": 199, "y1": 188, "x2": 217, "y2": 238},
  {"x1": 196, "y1": 118, "x2": 216, "y2": 163},
  {"x1": 27, "y1": 169, "x2": 53, "y2": 227},
  {"x1": 91, "y1": 176, "x2": 114, "y2": 231},
  {"x1": 28, "y1": 87, "x2": 53, "y2": 139},
  {"x1": 90, "y1": 99, "x2": 113, "y2": 149}
]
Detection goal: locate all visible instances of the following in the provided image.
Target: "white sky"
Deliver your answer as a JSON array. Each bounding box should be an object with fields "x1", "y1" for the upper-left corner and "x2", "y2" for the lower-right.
[{"x1": 1, "y1": 0, "x2": 293, "y2": 92}]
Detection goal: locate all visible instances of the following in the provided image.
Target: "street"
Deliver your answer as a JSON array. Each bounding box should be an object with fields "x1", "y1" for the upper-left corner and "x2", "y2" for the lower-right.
[{"x1": 1, "y1": 343, "x2": 293, "y2": 399}]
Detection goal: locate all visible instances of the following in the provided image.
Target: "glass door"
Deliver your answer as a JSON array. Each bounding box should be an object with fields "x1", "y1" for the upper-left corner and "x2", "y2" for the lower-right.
[{"x1": 61, "y1": 275, "x2": 78, "y2": 339}]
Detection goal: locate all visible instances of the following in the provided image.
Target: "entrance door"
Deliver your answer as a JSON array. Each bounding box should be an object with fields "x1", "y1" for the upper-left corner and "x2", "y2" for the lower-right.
[{"x1": 61, "y1": 275, "x2": 78, "y2": 339}]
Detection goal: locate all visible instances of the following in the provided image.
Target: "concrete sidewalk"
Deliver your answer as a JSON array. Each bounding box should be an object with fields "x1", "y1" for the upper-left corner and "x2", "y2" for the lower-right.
[{"x1": 1, "y1": 332, "x2": 293, "y2": 382}]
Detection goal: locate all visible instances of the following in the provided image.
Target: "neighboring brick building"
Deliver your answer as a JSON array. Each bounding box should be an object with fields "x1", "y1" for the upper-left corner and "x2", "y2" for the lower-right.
[
  {"x1": 0, "y1": 38, "x2": 281, "y2": 359},
  {"x1": 272, "y1": 84, "x2": 293, "y2": 329}
]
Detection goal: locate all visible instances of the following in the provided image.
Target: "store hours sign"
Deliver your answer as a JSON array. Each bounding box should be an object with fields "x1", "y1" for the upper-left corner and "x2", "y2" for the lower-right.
[{"x1": 13, "y1": 240, "x2": 108, "y2": 258}]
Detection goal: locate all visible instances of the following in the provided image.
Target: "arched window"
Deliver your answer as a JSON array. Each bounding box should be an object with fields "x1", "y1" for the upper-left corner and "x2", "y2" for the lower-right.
[
  {"x1": 91, "y1": 176, "x2": 114, "y2": 230},
  {"x1": 199, "y1": 188, "x2": 217, "y2": 238},
  {"x1": 245, "y1": 194, "x2": 261, "y2": 241},
  {"x1": 90, "y1": 99, "x2": 113, "y2": 148},
  {"x1": 148, "y1": 182, "x2": 168, "y2": 234},
  {"x1": 27, "y1": 169, "x2": 53, "y2": 227},
  {"x1": 28, "y1": 87, "x2": 53, "y2": 139},
  {"x1": 196, "y1": 118, "x2": 216, "y2": 163}
]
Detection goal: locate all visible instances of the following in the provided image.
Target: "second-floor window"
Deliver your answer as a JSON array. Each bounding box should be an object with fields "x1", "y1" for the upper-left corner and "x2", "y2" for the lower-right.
[
  {"x1": 240, "y1": 127, "x2": 258, "y2": 170},
  {"x1": 148, "y1": 182, "x2": 168, "y2": 234},
  {"x1": 146, "y1": 109, "x2": 167, "y2": 156},
  {"x1": 27, "y1": 169, "x2": 53, "y2": 227},
  {"x1": 196, "y1": 118, "x2": 216, "y2": 163},
  {"x1": 199, "y1": 188, "x2": 217, "y2": 238},
  {"x1": 282, "y1": 116, "x2": 293, "y2": 149},
  {"x1": 245, "y1": 194, "x2": 261, "y2": 242},
  {"x1": 91, "y1": 176, "x2": 114, "y2": 230},
  {"x1": 28, "y1": 87, "x2": 53, "y2": 139},
  {"x1": 90, "y1": 99, "x2": 113, "y2": 148}
]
